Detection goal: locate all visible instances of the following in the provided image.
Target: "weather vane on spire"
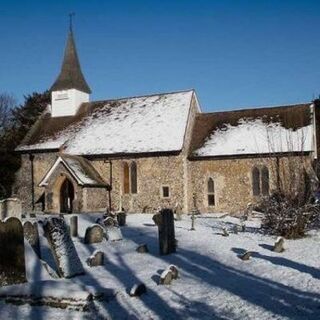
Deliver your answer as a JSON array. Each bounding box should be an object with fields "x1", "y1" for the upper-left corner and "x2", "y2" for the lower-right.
[{"x1": 69, "y1": 12, "x2": 75, "y2": 32}]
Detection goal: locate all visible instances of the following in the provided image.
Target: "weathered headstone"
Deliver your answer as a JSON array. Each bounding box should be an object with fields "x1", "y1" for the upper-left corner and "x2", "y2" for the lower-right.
[
  {"x1": 43, "y1": 217, "x2": 84, "y2": 278},
  {"x1": 159, "y1": 269, "x2": 173, "y2": 285},
  {"x1": 273, "y1": 237, "x2": 285, "y2": 253},
  {"x1": 0, "y1": 217, "x2": 26, "y2": 286},
  {"x1": 84, "y1": 224, "x2": 104, "y2": 244},
  {"x1": 240, "y1": 251, "x2": 253, "y2": 261},
  {"x1": 174, "y1": 203, "x2": 182, "y2": 221},
  {"x1": 23, "y1": 221, "x2": 41, "y2": 258},
  {"x1": 0, "y1": 198, "x2": 22, "y2": 220},
  {"x1": 129, "y1": 283, "x2": 146, "y2": 297},
  {"x1": 153, "y1": 209, "x2": 176, "y2": 255},
  {"x1": 86, "y1": 250, "x2": 104, "y2": 267},
  {"x1": 103, "y1": 217, "x2": 123, "y2": 241},
  {"x1": 222, "y1": 227, "x2": 229, "y2": 237},
  {"x1": 70, "y1": 216, "x2": 78, "y2": 237},
  {"x1": 116, "y1": 211, "x2": 126, "y2": 226},
  {"x1": 168, "y1": 265, "x2": 179, "y2": 279},
  {"x1": 136, "y1": 244, "x2": 149, "y2": 253}
]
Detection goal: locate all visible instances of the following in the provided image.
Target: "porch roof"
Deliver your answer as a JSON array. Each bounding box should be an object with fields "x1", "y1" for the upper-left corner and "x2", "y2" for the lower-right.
[{"x1": 39, "y1": 155, "x2": 108, "y2": 188}]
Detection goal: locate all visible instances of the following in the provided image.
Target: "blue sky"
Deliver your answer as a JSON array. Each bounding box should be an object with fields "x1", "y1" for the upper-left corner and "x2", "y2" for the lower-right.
[{"x1": 1, "y1": 0, "x2": 320, "y2": 112}]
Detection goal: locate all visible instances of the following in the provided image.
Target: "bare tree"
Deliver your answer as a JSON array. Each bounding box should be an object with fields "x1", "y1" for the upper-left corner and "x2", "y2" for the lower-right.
[
  {"x1": 259, "y1": 120, "x2": 320, "y2": 238},
  {"x1": 0, "y1": 93, "x2": 15, "y2": 133}
]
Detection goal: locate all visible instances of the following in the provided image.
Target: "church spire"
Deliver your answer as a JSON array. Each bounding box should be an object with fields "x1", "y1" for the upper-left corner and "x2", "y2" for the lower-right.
[{"x1": 50, "y1": 22, "x2": 91, "y2": 94}]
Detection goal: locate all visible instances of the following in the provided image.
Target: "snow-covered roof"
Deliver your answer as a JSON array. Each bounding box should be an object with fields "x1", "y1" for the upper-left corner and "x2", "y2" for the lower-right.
[
  {"x1": 17, "y1": 90, "x2": 195, "y2": 156},
  {"x1": 39, "y1": 155, "x2": 107, "y2": 187},
  {"x1": 190, "y1": 103, "x2": 314, "y2": 157}
]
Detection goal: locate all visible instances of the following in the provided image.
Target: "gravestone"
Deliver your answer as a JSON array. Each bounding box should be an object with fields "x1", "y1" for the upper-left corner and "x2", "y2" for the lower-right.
[
  {"x1": 103, "y1": 217, "x2": 123, "y2": 241},
  {"x1": 273, "y1": 237, "x2": 285, "y2": 253},
  {"x1": 240, "y1": 251, "x2": 253, "y2": 261},
  {"x1": 70, "y1": 216, "x2": 78, "y2": 237},
  {"x1": 0, "y1": 217, "x2": 26, "y2": 286},
  {"x1": 116, "y1": 211, "x2": 126, "y2": 226},
  {"x1": 159, "y1": 269, "x2": 173, "y2": 285},
  {"x1": 153, "y1": 209, "x2": 176, "y2": 255},
  {"x1": 168, "y1": 265, "x2": 179, "y2": 279},
  {"x1": 136, "y1": 244, "x2": 149, "y2": 253},
  {"x1": 84, "y1": 224, "x2": 104, "y2": 244},
  {"x1": 23, "y1": 221, "x2": 41, "y2": 258},
  {"x1": 129, "y1": 283, "x2": 146, "y2": 297},
  {"x1": 43, "y1": 217, "x2": 84, "y2": 278},
  {"x1": 0, "y1": 198, "x2": 22, "y2": 220},
  {"x1": 86, "y1": 250, "x2": 104, "y2": 267}
]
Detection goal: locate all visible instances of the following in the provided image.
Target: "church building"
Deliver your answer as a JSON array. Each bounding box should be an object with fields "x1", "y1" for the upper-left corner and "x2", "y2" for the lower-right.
[{"x1": 15, "y1": 28, "x2": 320, "y2": 215}]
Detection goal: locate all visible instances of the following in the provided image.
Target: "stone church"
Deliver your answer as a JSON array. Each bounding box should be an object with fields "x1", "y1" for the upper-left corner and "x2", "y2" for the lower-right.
[{"x1": 15, "y1": 29, "x2": 320, "y2": 215}]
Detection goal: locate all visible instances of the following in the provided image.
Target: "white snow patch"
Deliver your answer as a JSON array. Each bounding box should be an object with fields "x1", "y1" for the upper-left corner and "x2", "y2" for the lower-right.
[{"x1": 195, "y1": 118, "x2": 313, "y2": 156}]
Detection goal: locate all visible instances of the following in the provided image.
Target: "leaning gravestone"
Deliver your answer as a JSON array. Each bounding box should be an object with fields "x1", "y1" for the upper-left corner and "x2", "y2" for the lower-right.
[
  {"x1": 103, "y1": 217, "x2": 123, "y2": 241},
  {"x1": 153, "y1": 209, "x2": 176, "y2": 255},
  {"x1": 0, "y1": 217, "x2": 26, "y2": 286},
  {"x1": 23, "y1": 221, "x2": 41, "y2": 258},
  {"x1": 86, "y1": 250, "x2": 104, "y2": 267},
  {"x1": 43, "y1": 217, "x2": 84, "y2": 278},
  {"x1": 84, "y1": 224, "x2": 104, "y2": 244}
]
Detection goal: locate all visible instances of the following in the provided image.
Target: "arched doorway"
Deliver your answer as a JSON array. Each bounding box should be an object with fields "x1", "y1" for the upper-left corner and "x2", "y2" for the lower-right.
[{"x1": 59, "y1": 178, "x2": 74, "y2": 213}]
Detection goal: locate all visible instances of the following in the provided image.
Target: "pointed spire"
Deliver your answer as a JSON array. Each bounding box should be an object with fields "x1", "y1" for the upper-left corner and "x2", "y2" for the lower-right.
[{"x1": 50, "y1": 27, "x2": 91, "y2": 94}]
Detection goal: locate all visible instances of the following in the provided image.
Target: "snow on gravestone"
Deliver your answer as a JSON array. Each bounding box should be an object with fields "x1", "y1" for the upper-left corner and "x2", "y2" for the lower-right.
[
  {"x1": 0, "y1": 198, "x2": 22, "y2": 220},
  {"x1": 43, "y1": 217, "x2": 84, "y2": 278},
  {"x1": 0, "y1": 217, "x2": 26, "y2": 286},
  {"x1": 103, "y1": 217, "x2": 123, "y2": 241},
  {"x1": 23, "y1": 221, "x2": 41, "y2": 258},
  {"x1": 84, "y1": 224, "x2": 104, "y2": 244}
]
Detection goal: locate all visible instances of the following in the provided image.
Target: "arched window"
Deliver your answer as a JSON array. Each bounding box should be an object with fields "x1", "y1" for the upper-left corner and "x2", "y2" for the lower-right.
[
  {"x1": 130, "y1": 161, "x2": 137, "y2": 194},
  {"x1": 261, "y1": 166, "x2": 269, "y2": 196},
  {"x1": 207, "y1": 177, "x2": 215, "y2": 206},
  {"x1": 252, "y1": 167, "x2": 260, "y2": 196},
  {"x1": 123, "y1": 163, "x2": 129, "y2": 194}
]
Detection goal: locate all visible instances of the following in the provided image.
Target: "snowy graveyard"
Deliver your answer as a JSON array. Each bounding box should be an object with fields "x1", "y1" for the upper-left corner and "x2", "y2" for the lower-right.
[{"x1": 0, "y1": 212, "x2": 319, "y2": 319}]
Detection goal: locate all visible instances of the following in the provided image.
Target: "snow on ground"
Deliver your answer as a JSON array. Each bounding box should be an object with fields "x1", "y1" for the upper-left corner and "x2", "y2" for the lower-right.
[
  {"x1": 194, "y1": 118, "x2": 313, "y2": 156},
  {"x1": 1, "y1": 213, "x2": 320, "y2": 319}
]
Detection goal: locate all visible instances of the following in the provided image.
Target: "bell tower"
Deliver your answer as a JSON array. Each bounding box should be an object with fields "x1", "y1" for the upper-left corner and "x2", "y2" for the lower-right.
[{"x1": 50, "y1": 16, "x2": 91, "y2": 117}]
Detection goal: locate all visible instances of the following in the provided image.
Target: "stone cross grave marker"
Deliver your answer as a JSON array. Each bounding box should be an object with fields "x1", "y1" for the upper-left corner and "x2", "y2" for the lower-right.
[
  {"x1": 0, "y1": 217, "x2": 26, "y2": 286},
  {"x1": 153, "y1": 208, "x2": 176, "y2": 255},
  {"x1": 43, "y1": 217, "x2": 84, "y2": 278},
  {"x1": 23, "y1": 221, "x2": 41, "y2": 258}
]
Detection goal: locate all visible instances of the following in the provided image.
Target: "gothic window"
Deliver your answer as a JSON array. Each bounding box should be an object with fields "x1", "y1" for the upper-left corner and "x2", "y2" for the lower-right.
[
  {"x1": 261, "y1": 166, "x2": 269, "y2": 196},
  {"x1": 207, "y1": 177, "x2": 215, "y2": 206},
  {"x1": 130, "y1": 161, "x2": 137, "y2": 194},
  {"x1": 252, "y1": 167, "x2": 260, "y2": 196},
  {"x1": 123, "y1": 162, "x2": 129, "y2": 194}
]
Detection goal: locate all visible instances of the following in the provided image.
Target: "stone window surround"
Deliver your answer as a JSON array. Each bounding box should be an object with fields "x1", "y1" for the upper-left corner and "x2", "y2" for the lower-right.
[
  {"x1": 160, "y1": 185, "x2": 170, "y2": 199},
  {"x1": 122, "y1": 161, "x2": 139, "y2": 195},
  {"x1": 207, "y1": 177, "x2": 215, "y2": 207},
  {"x1": 251, "y1": 165, "x2": 270, "y2": 197}
]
